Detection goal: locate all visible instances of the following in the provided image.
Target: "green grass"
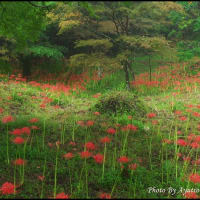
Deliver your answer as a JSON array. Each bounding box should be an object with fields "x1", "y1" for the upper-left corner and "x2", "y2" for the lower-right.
[{"x1": 0, "y1": 54, "x2": 200, "y2": 198}]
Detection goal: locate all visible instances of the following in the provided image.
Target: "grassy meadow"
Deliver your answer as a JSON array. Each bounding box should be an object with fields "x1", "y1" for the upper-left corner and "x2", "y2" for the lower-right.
[{"x1": 1, "y1": 55, "x2": 200, "y2": 199}]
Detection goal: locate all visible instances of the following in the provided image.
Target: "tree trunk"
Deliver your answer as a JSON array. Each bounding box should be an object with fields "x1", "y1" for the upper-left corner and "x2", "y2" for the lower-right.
[
  {"x1": 149, "y1": 55, "x2": 151, "y2": 82},
  {"x1": 123, "y1": 62, "x2": 130, "y2": 90},
  {"x1": 127, "y1": 61, "x2": 135, "y2": 82},
  {"x1": 20, "y1": 55, "x2": 31, "y2": 80}
]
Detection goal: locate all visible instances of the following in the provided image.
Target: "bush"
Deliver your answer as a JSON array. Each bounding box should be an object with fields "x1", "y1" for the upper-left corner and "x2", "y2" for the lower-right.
[{"x1": 94, "y1": 90, "x2": 149, "y2": 117}]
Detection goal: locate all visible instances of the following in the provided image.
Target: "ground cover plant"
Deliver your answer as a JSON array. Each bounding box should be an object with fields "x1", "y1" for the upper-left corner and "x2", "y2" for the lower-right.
[{"x1": 1, "y1": 1, "x2": 200, "y2": 199}]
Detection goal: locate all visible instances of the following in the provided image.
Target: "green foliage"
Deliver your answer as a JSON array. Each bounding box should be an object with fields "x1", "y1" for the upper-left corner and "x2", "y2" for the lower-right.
[
  {"x1": 27, "y1": 45, "x2": 64, "y2": 60},
  {"x1": 75, "y1": 39, "x2": 113, "y2": 52},
  {"x1": 177, "y1": 40, "x2": 200, "y2": 62},
  {"x1": 0, "y1": 2, "x2": 48, "y2": 50}
]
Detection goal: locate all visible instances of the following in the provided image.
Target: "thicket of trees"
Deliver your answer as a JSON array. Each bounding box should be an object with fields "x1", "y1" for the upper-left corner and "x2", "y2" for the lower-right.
[{"x1": 0, "y1": 1, "x2": 200, "y2": 88}]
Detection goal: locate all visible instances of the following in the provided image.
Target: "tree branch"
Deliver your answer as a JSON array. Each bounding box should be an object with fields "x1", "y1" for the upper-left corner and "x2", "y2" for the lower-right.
[{"x1": 28, "y1": 2, "x2": 50, "y2": 11}]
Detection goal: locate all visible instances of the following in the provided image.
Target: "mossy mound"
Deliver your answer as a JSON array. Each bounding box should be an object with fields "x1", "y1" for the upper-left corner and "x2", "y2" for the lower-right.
[{"x1": 94, "y1": 90, "x2": 150, "y2": 117}]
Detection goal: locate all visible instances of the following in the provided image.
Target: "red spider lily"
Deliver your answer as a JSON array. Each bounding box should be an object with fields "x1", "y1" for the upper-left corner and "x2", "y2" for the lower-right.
[
  {"x1": 55, "y1": 192, "x2": 69, "y2": 199},
  {"x1": 99, "y1": 193, "x2": 111, "y2": 199},
  {"x1": 31, "y1": 125, "x2": 40, "y2": 130},
  {"x1": 7, "y1": 96, "x2": 12, "y2": 100},
  {"x1": 177, "y1": 139, "x2": 187, "y2": 146},
  {"x1": 2, "y1": 115, "x2": 14, "y2": 123},
  {"x1": 94, "y1": 112, "x2": 100, "y2": 116},
  {"x1": 186, "y1": 109, "x2": 192, "y2": 113},
  {"x1": 192, "y1": 159, "x2": 200, "y2": 166},
  {"x1": 10, "y1": 128, "x2": 22, "y2": 136},
  {"x1": 0, "y1": 182, "x2": 16, "y2": 195},
  {"x1": 187, "y1": 133, "x2": 195, "y2": 141},
  {"x1": 118, "y1": 156, "x2": 130, "y2": 163},
  {"x1": 162, "y1": 139, "x2": 172, "y2": 144},
  {"x1": 38, "y1": 176, "x2": 45, "y2": 181},
  {"x1": 80, "y1": 151, "x2": 91, "y2": 159},
  {"x1": 177, "y1": 130, "x2": 182, "y2": 135},
  {"x1": 184, "y1": 191, "x2": 198, "y2": 199},
  {"x1": 115, "y1": 123, "x2": 121, "y2": 127},
  {"x1": 93, "y1": 93, "x2": 101, "y2": 98},
  {"x1": 129, "y1": 163, "x2": 137, "y2": 170},
  {"x1": 31, "y1": 96, "x2": 38, "y2": 99},
  {"x1": 185, "y1": 104, "x2": 194, "y2": 108},
  {"x1": 77, "y1": 120, "x2": 85, "y2": 126},
  {"x1": 21, "y1": 127, "x2": 31, "y2": 135},
  {"x1": 146, "y1": 113, "x2": 156, "y2": 118},
  {"x1": 63, "y1": 153, "x2": 74, "y2": 160},
  {"x1": 69, "y1": 141, "x2": 76, "y2": 146},
  {"x1": 53, "y1": 105, "x2": 61, "y2": 109},
  {"x1": 40, "y1": 103, "x2": 46, "y2": 109},
  {"x1": 100, "y1": 137, "x2": 111, "y2": 144},
  {"x1": 197, "y1": 105, "x2": 200, "y2": 109},
  {"x1": 85, "y1": 142, "x2": 95, "y2": 150},
  {"x1": 193, "y1": 112, "x2": 200, "y2": 117},
  {"x1": 174, "y1": 110, "x2": 182, "y2": 115},
  {"x1": 13, "y1": 158, "x2": 26, "y2": 165},
  {"x1": 183, "y1": 156, "x2": 191, "y2": 163},
  {"x1": 0, "y1": 108, "x2": 4, "y2": 114},
  {"x1": 12, "y1": 137, "x2": 25, "y2": 144},
  {"x1": 195, "y1": 136, "x2": 200, "y2": 143},
  {"x1": 126, "y1": 124, "x2": 137, "y2": 131},
  {"x1": 128, "y1": 115, "x2": 132, "y2": 119},
  {"x1": 86, "y1": 120, "x2": 94, "y2": 126},
  {"x1": 179, "y1": 116, "x2": 187, "y2": 121},
  {"x1": 190, "y1": 142, "x2": 200, "y2": 149},
  {"x1": 177, "y1": 153, "x2": 182, "y2": 158},
  {"x1": 48, "y1": 142, "x2": 53, "y2": 148},
  {"x1": 93, "y1": 154, "x2": 104, "y2": 164},
  {"x1": 189, "y1": 173, "x2": 200, "y2": 184},
  {"x1": 29, "y1": 118, "x2": 39, "y2": 123},
  {"x1": 107, "y1": 128, "x2": 116, "y2": 135}
]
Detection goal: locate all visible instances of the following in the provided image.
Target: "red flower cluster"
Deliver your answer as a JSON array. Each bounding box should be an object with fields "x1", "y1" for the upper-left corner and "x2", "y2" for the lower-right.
[
  {"x1": 0, "y1": 182, "x2": 15, "y2": 195},
  {"x1": 10, "y1": 127, "x2": 31, "y2": 136},
  {"x1": 77, "y1": 120, "x2": 85, "y2": 126},
  {"x1": 93, "y1": 154, "x2": 104, "y2": 164},
  {"x1": 100, "y1": 137, "x2": 111, "y2": 144},
  {"x1": 0, "y1": 108, "x2": 4, "y2": 114},
  {"x1": 121, "y1": 124, "x2": 137, "y2": 131},
  {"x1": 184, "y1": 191, "x2": 198, "y2": 199},
  {"x1": 118, "y1": 156, "x2": 130, "y2": 163},
  {"x1": 86, "y1": 120, "x2": 94, "y2": 126},
  {"x1": 85, "y1": 142, "x2": 95, "y2": 150},
  {"x1": 55, "y1": 192, "x2": 69, "y2": 199},
  {"x1": 189, "y1": 173, "x2": 200, "y2": 184},
  {"x1": 29, "y1": 118, "x2": 39, "y2": 123},
  {"x1": 177, "y1": 139, "x2": 187, "y2": 146},
  {"x1": 107, "y1": 128, "x2": 116, "y2": 135},
  {"x1": 2, "y1": 115, "x2": 14, "y2": 123},
  {"x1": 99, "y1": 193, "x2": 111, "y2": 199},
  {"x1": 63, "y1": 153, "x2": 74, "y2": 160},
  {"x1": 80, "y1": 151, "x2": 91, "y2": 159},
  {"x1": 179, "y1": 116, "x2": 187, "y2": 121},
  {"x1": 147, "y1": 113, "x2": 156, "y2": 118},
  {"x1": 12, "y1": 136, "x2": 25, "y2": 144},
  {"x1": 13, "y1": 158, "x2": 26, "y2": 165},
  {"x1": 129, "y1": 163, "x2": 137, "y2": 170}
]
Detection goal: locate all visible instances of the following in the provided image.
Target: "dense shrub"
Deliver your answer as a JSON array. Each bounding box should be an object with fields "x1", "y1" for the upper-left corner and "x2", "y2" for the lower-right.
[{"x1": 94, "y1": 90, "x2": 149, "y2": 117}]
